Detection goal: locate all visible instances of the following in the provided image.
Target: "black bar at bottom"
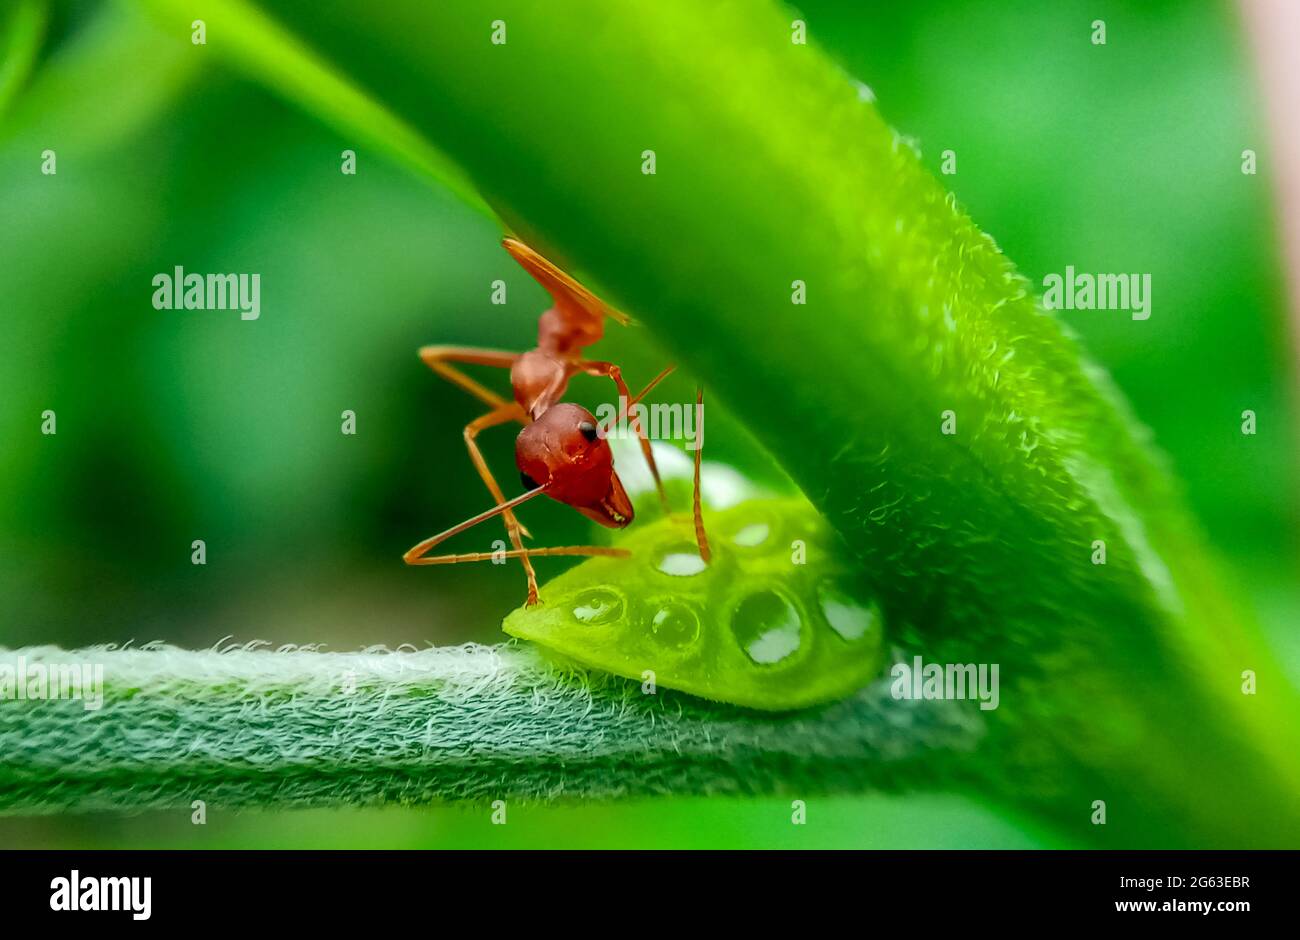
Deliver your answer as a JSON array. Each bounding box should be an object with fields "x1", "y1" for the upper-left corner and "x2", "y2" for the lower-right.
[{"x1": 0, "y1": 849, "x2": 1291, "y2": 924}]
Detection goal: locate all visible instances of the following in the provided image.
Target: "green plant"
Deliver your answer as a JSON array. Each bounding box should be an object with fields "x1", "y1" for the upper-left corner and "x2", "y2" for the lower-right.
[
  {"x1": 0, "y1": 1, "x2": 47, "y2": 121},
  {"x1": 0, "y1": 637, "x2": 975, "y2": 814},
  {"x1": 505, "y1": 497, "x2": 886, "y2": 710},
  {"x1": 2, "y1": 0, "x2": 1296, "y2": 847}
]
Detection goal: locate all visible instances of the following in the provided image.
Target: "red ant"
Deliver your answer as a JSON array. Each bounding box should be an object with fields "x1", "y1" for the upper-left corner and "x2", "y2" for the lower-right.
[{"x1": 404, "y1": 237, "x2": 711, "y2": 606}]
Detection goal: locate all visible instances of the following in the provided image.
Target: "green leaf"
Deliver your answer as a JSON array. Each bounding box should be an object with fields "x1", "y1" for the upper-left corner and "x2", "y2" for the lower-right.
[
  {"x1": 137, "y1": 0, "x2": 492, "y2": 217},
  {"x1": 505, "y1": 498, "x2": 885, "y2": 711},
  {"x1": 67, "y1": 0, "x2": 1300, "y2": 844},
  {"x1": 0, "y1": 0, "x2": 47, "y2": 123}
]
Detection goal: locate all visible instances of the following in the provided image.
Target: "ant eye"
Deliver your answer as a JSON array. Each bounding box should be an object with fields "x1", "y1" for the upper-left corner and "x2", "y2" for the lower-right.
[
  {"x1": 520, "y1": 471, "x2": 540, "y2": 491},
  {"x1": 578, "y1": 421, "x2": 599, "y2": 443}
]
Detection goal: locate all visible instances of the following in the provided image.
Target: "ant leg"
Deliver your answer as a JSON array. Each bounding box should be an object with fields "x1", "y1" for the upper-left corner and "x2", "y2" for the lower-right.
[
  {"x1": 418, "y1": 345, "x2": 516, "y2": 409},
  {"x1": 625, "y1": 365, "x2": 676, "y2": 409},
  {"x1": 578, "y1": 360, "x2": 673, "y2": 516},
  {"x1": 462, "y1": 402, "x2": 540, "y2": 598},
  {"x1": 502, "y1": 237, "x2": 633, "y2": 326},
  {"x1": 405, "y1": 485, "x2": 546, "y2": 606},
  {"x1": 404, "y1": 545, "x2": 630, "y2": 565},
  {"x1": 420, "y1": 345, "x2": 534, "y2": 539},
  {"x1": 692, "y1": 387, "x2": 712, "y2": 563}
]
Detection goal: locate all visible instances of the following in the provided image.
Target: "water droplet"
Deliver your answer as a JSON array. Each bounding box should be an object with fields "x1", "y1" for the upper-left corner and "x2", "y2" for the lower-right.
[
  {"x1": 651, "y1": 603, "x2": 700, "y2": 648},
  {"x1": 572, "y1": 589, "x2": 623, "y2": 625},
  {"x1": 658, "y1": 551, "x2": 707, "y2": 576},
  {"x1": 732, "y1": 591, "x2": 802, "y2": 664},
  {"x1": 733, "y1": 523, "x2": 770, "y2": 547},
  {"x1": 818, "y1": 584, "x2": 880, "y2": 641}
]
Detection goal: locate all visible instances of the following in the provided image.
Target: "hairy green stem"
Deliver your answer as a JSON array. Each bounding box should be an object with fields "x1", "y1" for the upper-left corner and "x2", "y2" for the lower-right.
[{"x1": 0, "y1": 643, "x2": 976, "y2": 814}]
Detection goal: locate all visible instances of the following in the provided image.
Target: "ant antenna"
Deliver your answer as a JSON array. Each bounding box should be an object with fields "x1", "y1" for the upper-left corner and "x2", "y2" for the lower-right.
[
  {"x1": 693, "y1": 387, "x2": 712, "y2": 563},
  {"x1": 596, "y1": 364, "x2": 676, "y2": 438}
]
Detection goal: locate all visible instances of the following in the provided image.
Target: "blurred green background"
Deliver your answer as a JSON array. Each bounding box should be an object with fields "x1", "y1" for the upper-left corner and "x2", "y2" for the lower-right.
[{"x1": 1, "y1": 0, "x2": 1295, "y2": 848}]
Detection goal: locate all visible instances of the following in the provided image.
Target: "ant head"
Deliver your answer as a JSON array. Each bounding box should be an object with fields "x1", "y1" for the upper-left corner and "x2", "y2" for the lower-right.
[{"x1": 515, "y1": 403, "x2": 633, "y2": 529}]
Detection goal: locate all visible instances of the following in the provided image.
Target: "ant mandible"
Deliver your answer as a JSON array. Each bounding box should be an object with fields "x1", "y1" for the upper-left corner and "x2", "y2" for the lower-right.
[{"x1": 404, "y1": 237, "x2": 711, "y2": 606}]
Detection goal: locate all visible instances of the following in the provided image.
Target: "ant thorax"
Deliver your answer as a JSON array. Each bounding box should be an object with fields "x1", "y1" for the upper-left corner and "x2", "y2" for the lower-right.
[
  {"x1": 537, "y1": 305, "x2": 603, "y2": 356},
  {"x1": 510, "y1": 349, "x2": 570, "y2": 417}
]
